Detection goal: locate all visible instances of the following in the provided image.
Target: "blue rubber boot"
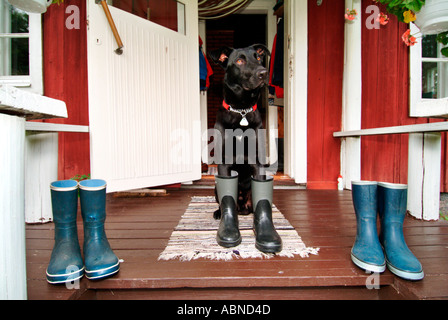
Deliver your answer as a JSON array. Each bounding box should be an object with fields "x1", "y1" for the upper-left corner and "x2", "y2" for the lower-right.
[
  {"x1": 46, "y1": 180, "x2": 85, "y2": 284},
  {"x1": 378, "y1": 182, "x2": 424, "y2": 281},
  {"x1": 350, "y1": 181, "x2": 386, "y2": 273},
  {"x1": 79, "y1": 179, "x2": 120, "y2": 280}
]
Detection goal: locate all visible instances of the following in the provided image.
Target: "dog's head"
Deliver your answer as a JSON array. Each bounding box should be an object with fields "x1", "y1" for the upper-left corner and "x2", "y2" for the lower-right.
[{"x1": 210, "y1": 44, "x2": 270, "y2": 91}]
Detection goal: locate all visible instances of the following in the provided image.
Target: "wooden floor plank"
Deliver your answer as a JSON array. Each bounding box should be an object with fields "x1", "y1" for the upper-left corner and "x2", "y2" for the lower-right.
[{"x1": 25, "y1": 187, "x2": 448, "y2": 300}]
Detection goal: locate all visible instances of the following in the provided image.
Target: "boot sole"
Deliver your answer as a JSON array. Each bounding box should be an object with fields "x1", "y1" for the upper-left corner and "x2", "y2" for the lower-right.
[
  {"x1": 351, "y1": 253, "x2": 386, "y2": 273},
  {"x1": 386, "y1": 261, "x2": 424, "y2": 281},
  {"x1": 255, "y1": 242, "x2": 282, "y2": 254},
  {"x1": 85, "y1": 261, "x2": 120, "y2": 280},
  {"x1": 46, "y1": 267, "x2": 85, "y2": 284},
  {"x1": 216, "y1": 236, "x2": 242, "y2": 248}
]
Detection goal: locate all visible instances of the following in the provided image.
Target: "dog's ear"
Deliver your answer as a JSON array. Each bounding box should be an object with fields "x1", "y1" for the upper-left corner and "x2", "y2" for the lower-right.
[
  {"x1": 209, "y1": 47, "x2": 234, "y2": 69},
  {"x1": 252, "y1": 44, "x2": 271, "y2": 59}
]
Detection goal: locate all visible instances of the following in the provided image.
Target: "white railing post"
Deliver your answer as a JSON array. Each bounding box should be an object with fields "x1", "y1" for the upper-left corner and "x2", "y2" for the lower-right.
[
  {"x1": 0, "y1": 85, "x2": 67, "y2": 299},
  {"x1": 408, "y1": 133, "x2": 442, "y2": 221}
]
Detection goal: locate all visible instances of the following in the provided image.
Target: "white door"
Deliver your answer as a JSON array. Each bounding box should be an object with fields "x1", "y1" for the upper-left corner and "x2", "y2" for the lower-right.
[{"x1": 87, "y1": 0, "x2": 201, "y2": 192}]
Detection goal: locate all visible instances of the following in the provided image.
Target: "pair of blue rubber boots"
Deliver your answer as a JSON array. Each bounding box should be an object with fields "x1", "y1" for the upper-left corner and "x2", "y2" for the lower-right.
[
  {"x1": 351, "y1": 181, "x2": 424, "y2": 281},
  {"x1": 46, "y1": 179, "x2": 120, "y2": 284}
]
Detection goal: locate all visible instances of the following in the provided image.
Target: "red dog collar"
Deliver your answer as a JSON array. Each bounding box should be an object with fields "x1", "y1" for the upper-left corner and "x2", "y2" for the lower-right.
[
  {"x1": 222, "y1": 100, "x2": 257, "y2": 126},
  {"x1": 222, "y1": 100, "x2": 257, "y2": 111}
]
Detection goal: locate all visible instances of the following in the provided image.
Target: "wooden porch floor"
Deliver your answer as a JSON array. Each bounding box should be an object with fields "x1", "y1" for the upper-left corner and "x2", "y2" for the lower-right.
[{"x1": 26, "y1": 186, "x2": 448, "y2": 300}]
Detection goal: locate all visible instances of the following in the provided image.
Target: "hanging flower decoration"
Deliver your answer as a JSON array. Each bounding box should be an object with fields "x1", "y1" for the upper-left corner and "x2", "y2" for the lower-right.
[
  {"x1": 403, "y1": 10, "x2": 416, "y2": 23},
  {"x1": 369, "y1": 2, "x2": 420, "y2": 47},
  {"x1": 368, "y1": 1, "x2": 446, "y2": 56},
  {"x1": 377, "y1": 12, "x2": 389, "y2": 25},
  {"x1": 345, "y1": 8, "x2": 358, "y2": 21},
  {"x1": 402, "y1": 29, "x2": 418, "y2": 46}
]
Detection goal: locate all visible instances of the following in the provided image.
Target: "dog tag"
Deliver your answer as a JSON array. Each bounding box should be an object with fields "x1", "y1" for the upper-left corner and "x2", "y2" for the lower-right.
[{"x1": 240, "y1": 117, "x2": 249, "y2": 126}]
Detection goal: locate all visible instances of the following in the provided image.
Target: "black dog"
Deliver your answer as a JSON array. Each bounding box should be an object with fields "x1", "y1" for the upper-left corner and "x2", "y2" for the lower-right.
[{"x1": 209, "y1": 44, "x2": 270, "y2": 218}]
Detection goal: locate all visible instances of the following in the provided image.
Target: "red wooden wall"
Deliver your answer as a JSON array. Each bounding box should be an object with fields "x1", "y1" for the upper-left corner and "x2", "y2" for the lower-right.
[
  {"x1": 306, "y1": 0, "x2": 345, "y2": 189},
  {"x1": 42, "y1": 1, "x2": 90, "y2": 180},
  {"x1": 113, "y1": 0, "x2": 178, "y2": 32},
  {"x1": 360, "y1": 0, "x2": 448, "y2": 192}
]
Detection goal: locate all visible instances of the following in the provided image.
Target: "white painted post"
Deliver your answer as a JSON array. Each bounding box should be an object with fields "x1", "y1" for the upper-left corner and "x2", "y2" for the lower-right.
[
  {"x1": 408, "y1": 133, "x2": 442, "y2": 221},
  {"x1": 0, "y1": 85, "x2": 67, "y2": 300},
  {"x1": 0, "y1": 113, "x2": 27, "y2": 300},
  {"x1": 341, "y1": 0, "x2": 362, "y2": 190}
]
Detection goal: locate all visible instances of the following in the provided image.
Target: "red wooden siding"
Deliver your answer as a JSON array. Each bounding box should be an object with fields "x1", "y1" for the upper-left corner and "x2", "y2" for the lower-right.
[
  {"x1": 360, "y1": 0, "x2": 448, "y2": 192},
  {"x1": 42, "y1": 1, "x2": 90, "y2": 180},
  {"x1": 112, "y1": 0, "x2": 178, "y2": 32},
  {"x1": 307, "y1": 0, "x2": 345, "y2": 189}
]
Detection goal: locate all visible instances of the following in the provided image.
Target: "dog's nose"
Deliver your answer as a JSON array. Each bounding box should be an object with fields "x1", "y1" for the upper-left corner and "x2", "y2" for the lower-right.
[{"x1": 257, "y1": 70, "x2": 267, "y2": 80}]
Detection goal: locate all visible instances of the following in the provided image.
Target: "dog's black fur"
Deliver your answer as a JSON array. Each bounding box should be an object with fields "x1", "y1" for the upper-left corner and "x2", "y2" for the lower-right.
[{"x1": 209, "y1": 44, "x2": 270, "y2": 218}]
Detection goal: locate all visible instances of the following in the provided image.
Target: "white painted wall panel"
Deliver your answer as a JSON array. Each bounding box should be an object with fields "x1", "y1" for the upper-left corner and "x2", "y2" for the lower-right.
[
  {"x1": 25, "y1": 132, "x2": 58, "y2": 223},
  {"x1": 0, "y1": 113, "x2": 27, "y2": 299}
]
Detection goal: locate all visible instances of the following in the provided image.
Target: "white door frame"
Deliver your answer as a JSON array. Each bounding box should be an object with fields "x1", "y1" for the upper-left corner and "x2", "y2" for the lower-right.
[{"x1": 284, "y1": 0, "x2": 308, "y2": 184}]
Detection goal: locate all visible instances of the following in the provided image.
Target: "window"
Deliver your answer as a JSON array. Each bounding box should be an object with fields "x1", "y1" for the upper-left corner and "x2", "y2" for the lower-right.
[
  {"x1": 0, "y1": 0, "x2": 43, "y2": 94},
  {"x1": 410, "y1": 23, "x2": 448, "y2": 117}
]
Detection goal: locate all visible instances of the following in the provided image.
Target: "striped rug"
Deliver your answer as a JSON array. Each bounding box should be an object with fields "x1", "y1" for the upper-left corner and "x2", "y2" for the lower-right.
[{"x1": 158, "y1": 196, "x2": 319, "y2": 261}]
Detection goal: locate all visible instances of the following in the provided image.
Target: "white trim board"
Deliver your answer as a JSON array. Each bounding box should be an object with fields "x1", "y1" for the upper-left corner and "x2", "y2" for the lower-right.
[
  {"x1": 25, "y1": 122, "x2": 89, "y2": 133},
  {"x1": 334, "y1": 122, "x2": 448, "y2": 137}
]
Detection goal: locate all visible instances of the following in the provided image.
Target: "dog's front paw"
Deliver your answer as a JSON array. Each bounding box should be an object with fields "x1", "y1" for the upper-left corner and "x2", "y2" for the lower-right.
[
  {"x1": 238, "y1": 203, "x2": 253, "y2": 215},
  {"x1": 213, "y1": 208, "x2": 221, "y2": 220}
]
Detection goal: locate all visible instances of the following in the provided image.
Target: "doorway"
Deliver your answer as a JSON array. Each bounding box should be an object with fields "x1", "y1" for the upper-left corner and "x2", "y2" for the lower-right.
[
  {"x1": 202, "y1": 13, "x2": 287, "y2": 178},
  {"x1": 206, "y1": 14, "x2": 267, "y2": 130}
]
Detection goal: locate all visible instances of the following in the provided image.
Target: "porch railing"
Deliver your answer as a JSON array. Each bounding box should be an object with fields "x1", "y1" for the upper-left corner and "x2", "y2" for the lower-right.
[{"x1": 334, "y1": 121, "x2": 448, "y2": 221}]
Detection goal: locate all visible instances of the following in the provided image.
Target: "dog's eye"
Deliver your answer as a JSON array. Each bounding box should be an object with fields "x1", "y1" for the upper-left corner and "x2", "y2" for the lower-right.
[
  {"x1": 254, "y1": 53, "x2": 262, "y2": 61},
  {"x1": 236, "y1": 58, "x2": 245, "y2": 65}
]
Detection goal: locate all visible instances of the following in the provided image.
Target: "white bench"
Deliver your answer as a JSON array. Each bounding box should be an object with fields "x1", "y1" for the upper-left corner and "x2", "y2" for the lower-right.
[{"x1": 334, "y1": 122, "x2": 448, "y2": 221}]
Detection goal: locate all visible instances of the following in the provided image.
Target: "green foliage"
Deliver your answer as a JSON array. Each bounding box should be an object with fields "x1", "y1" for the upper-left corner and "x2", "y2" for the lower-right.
[
  {"x1": 71, "y1": 174, "x2": 91, "y2": 182},
  {"x1": 9, "y1": 7, "x2": 29, "y2": 75},
  {"x1": 437, "y1": 32, "x2": 448, "y2": 45},
  {"x1": 375, "y1": 0, "x2": 425, "y2": 22},
  {"x1": 436, "y1": 32, "x2": 448, "y2": 57}
]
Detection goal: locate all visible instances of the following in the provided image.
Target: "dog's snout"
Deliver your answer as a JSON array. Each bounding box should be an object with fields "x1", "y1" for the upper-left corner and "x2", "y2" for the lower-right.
[{"x1": 257, "y1": 70, "x2": 267, "y2": 80}]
